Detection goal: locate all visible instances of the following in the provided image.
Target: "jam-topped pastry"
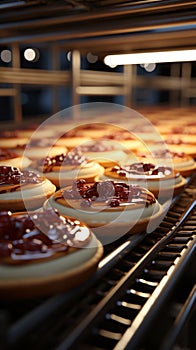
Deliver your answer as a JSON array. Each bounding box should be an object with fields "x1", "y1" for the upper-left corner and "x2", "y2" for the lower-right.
[
  {"x1": 162, "y1": 136, "x2": 196, "y2": 158},
  {"x1": 12, "y1": 139, "x2": 67, "y2": 161},
  {"x1": 0, "y1": 208, "x2": 91, "y2": 265},
  {"x1": 36, "y1": 150, "x2": 104, "y2": 187},
  {"x1": 76, "y1": 140, "x2": 127, "y2": 168},
  {"x1": 46, "y1": 179, "x2": 163, "y2": 241},
  {"x1": 100, "y1": 162, "x2": 186, "y2": 198},
  {"x1": 57, "y1": 130, "x2": 92, "y2": 150},
  {"x1": 62, "y1": 123, "x2": 117, "y2": 139},
  {"x1": 38, "y1": 150, "x2": 87, "y2": 172},
  {"x1": 136, "y1": 150, "x2": 196, "y2": 177},
  {"x1": 98, "y1": 131, "x2": 143, "y2": 151},
  {"x1": 0, "y1": 147, "x2": 31, "y2": 168},
  {"x1": 0, "y1": 133, "x2": 28, "y2": 148},
  {"x1": 0, "y1": 166, "x2": 56, "y2": 211},
  {"x1": 0, "y1": 208, "x2": 103, "y2": 298}
]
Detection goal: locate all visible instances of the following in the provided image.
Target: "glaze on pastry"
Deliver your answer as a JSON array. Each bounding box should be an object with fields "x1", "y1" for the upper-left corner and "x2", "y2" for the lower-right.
[{"x1": 0, "y1": 166, "x2": 56, "y2": 211}]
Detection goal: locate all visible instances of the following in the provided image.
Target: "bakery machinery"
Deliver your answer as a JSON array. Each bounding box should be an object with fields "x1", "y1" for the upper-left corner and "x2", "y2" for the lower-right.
[{"x1": 0, "y1": 1, "x2": 195, "y2": 350}]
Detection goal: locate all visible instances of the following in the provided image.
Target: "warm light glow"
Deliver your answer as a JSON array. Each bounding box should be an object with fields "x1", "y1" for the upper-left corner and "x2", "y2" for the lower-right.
[
  {"x1": 87, "y1": 52, "x2": 98, "y2": 63},
  {"x1": 24, "y1": 48, "x2": 39, "y2": 62},
  {"x1": 104, "y1": 50, "x2": 196, "y2": 66},
  {"x1": 66, "y1": 51, "x2": 72, "y2": 62},
  {"x1": 144, "y1": 63, "x2": 157, "y2": 72},
  {"x1": 0, "y1": 49, "x2": 12, "y2": 63}
]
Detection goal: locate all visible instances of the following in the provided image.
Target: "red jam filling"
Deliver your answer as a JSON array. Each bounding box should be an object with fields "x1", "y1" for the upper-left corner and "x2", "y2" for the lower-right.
[
  {"x1": 62, "y1": 179, "x2": 156, "y2": 208},
  {"x1": 38, "y1": 150, "x2": 88, "y2": 173},
  {"x1": 0, "y1": 166, "x2": 42, "y2": 193},
  {"x1": 111, "y1": 163, "x2": 173, "y2": 176},
  {"x1": 0, "y1": 208, "x2": 90, "y2": 263}
]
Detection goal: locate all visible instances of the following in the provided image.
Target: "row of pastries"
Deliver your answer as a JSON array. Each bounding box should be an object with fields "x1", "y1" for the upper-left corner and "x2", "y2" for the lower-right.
[{"x1": 0, "y1": 107, "x2": 195, "y2": 298}]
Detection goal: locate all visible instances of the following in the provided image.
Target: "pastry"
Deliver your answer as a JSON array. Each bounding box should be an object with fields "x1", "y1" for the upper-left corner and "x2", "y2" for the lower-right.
[
  {"x1": 0, "y1": 147, "x2": 31, "y2": 168},
  {"x1": 12, "y1": 139, "x2": 67, "y2": 160},
  {"x1": 76, "y1": 140, "x2": 127, "y2": 168},
  {"x1": 0, "y1": 208, "x2": 103, "y2": 298},
  {"x1": 36, "y1": 149, "x2": 104, "y2": 187},
  {"x1": 46, "y1": 179, "x2": 163, "y2": 244},
  {"x1": 101, "y1": 163, "x2": 186, "y2": 199},
  {"x1": 68, "y1": 123, "x2": 117, "y2": 139},
  {"x1": 0, "y1": 166, "x2": 56, "y2": 211},
  {"x1": 98, "y1": 131, "x2": 142, "y2": 152},
  {"x1": 57, "y1": 129, "x2": 92, "y2": 150},
  {"x1": 0, "y1": 132, "x2": 28, "y2": 148},
  {"x1": 163, "y1": 138, "x2": 196, "y2": 158},
  {"x1": 137, "y1": 150, "x2": 196, "y2": 177}
]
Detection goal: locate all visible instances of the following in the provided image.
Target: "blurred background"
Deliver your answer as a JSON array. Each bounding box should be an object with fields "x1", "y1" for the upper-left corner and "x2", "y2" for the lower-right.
[{"x1": 0, "y1": 0, "x2": 195, "y2": 123}]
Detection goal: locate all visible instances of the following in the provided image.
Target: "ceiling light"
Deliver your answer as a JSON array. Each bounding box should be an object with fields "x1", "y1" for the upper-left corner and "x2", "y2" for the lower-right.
[
  {"x1": 24, "y1": 48, "x2": 39, "y2": 62},
  {"x1": 104, "y1": 50, "x2": 196, "y2": 66},
  {"x1": 0, "y1": 49, "x2": 12, "y2": 63}
]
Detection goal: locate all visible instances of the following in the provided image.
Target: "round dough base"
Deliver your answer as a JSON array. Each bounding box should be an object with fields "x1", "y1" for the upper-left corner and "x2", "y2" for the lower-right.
[{"x1": 0, "y1": 233, "x2": 103, "y2": 299}]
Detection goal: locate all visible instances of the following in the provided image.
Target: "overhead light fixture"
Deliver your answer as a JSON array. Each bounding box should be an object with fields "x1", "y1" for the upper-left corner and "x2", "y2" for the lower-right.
[
  {"x1": 104, "y1": 50, "x2": 196, "y2": 66},
  {"x1": 0, "y1": 49, "x2": 12, "y2": 63},
  {"x1": 24, "y1": 48, "x2": 40, "y2": 62}
]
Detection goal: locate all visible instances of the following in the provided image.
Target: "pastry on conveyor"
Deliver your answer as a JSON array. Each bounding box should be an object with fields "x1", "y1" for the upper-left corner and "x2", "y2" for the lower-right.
[
  {"x1": 46, "y1": 179, "x2": 163, "y2": 242},
  {"x1": 0, "y1": 132, "x2": 28, "y2": 148},
  {"x1": 0, "y1": 208, "x2": 103, "y2": 298},
  {"x1": 137, "y1": 150, "x2": 196, "y2": 177},
  {"x1": 0, "y1": 147, "x2": 31, "y2": 168},
  {"x1": 12, "y1": 139, "x2": 67, "y2": 160},
  {"x1": 100, "y1": 162, "x2": 186, "y2": 198},
  {"x1": 76, "y1": 140, "x2": 127, "y2": 168},
  {"x1": 36, "y1": 149, "x2": 104, "y2": 187},
  {"x1": 0, "y1": 166, "x2": 56, "y2": 211},
  {"x1": 56, "y1": 129, "x2": 92, "y2": 150}
]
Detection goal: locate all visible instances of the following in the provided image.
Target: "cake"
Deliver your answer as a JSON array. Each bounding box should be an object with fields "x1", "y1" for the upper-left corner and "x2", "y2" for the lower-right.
[
  {"x1": 0, "y1": 166, "x2": 56, "y2": 211},
  {"x1": 0, "y1": 208, "x2": 103, "y2": 298},
  {"x1": 46, "y1": 179, "x2": 163, "y2": 244}
]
